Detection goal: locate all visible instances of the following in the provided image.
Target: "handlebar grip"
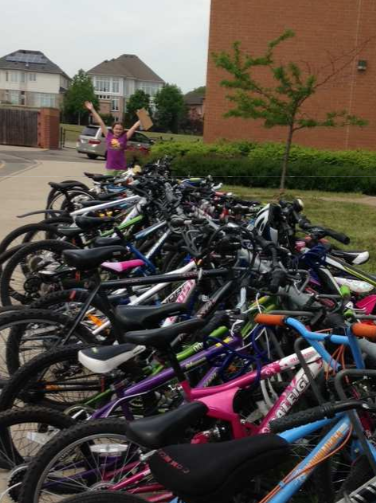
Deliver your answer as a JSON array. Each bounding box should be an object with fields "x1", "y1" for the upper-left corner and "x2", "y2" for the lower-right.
[
  {"x1": 352, "y1": 323, "x2": 376, "y2": 340},
  {"x1": 254, "y1": 314, "x2": 286, "y2": 326},
  {"x1": 270, "y1": 404, "x2": 336, "y2": 434},
  {"x1": 269, "y1": 268, "x2": 287, "y2": 293},
  {"x1": 298, "y1": 218, "x2": 312, "y2": 230},
  {"x1": 325, "y1": 228, "x2": 351, "y2": 245}
]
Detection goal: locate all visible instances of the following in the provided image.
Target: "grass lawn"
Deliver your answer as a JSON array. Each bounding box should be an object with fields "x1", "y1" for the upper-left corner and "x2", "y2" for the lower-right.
[
  {"x1": 60, "y1": 124, "x2": 202, "y2": 143},
  {"x1": 223, "y1": 185, "x2": 376, "y2": 273}
]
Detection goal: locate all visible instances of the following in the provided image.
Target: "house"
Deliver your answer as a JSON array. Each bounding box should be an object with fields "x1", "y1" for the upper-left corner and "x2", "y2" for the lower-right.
[
  {"x1": 0, "y1": 50, "x2": 70, "y2": 108},
  {"x1": 87, "y1": 54, "x2": 164, "y2": 121},
  {"x1": 184, "y1": 93, "x2": 205, "y2": 120},
  {"x1": 205, "y1": 0, "x2": 376, "y2": 150}
]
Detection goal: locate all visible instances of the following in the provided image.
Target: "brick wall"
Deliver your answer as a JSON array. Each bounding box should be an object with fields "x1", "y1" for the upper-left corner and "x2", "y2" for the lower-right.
[
  {"x1": 205, "y1": 0, "x2": 376, "y2": 150},
  {"x1": 38, "y1": 108, "x2": 60, "y2": 149}
]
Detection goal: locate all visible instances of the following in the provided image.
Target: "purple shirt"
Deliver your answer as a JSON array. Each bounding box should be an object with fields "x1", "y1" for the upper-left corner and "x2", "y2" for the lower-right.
[{"x1": 105, "y1": 132, "x2": 127, "y2": 170}]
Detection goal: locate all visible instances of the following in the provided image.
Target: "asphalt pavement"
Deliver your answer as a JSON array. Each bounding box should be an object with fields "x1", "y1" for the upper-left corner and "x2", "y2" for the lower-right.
[{"x1": 0, "y1": 145, "x2": 102, "y2": 240}]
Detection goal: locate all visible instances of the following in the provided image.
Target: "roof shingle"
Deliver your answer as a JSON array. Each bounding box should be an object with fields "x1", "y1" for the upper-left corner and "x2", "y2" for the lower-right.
[
  {"x1": 0, "y1": 50, "x2": 70, "y2": 80},
  {"x1": 88, "y1": 54, "x2": 164, "y2": 83}
]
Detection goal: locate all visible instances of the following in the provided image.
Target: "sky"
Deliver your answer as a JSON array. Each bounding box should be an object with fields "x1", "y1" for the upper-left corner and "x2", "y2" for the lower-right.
[{"x1": 1, "y1": 0, "x2": 211, "y2": 93}]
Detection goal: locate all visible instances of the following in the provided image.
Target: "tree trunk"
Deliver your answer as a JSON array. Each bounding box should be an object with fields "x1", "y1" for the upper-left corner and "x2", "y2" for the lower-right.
[
  {"x1": 280, "y1": 126, "x2": 294, "y2": 192},
  {"x1": 78, "y1": 111, "x2": 81, "y2": 126}
]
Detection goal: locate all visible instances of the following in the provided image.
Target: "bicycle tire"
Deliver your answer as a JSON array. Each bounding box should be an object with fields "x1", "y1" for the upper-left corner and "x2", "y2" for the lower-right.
[
  {"x1": 0, "y1": 344, "x2": 109, "y2": 412},
  {"x1": 0, "y1": 405, "x2": 76, "y2": 471},
  {"x1": 51, "y1": 491, "x2": 144, "y2": 503},
  {"x1": 30, "y1": 289, "x2": 119, "y2": 342},
  {"x1": 0, "y1": 239, "x2": 79, "y2": 306},
  {"x1": 0, "y1": 220, "x2": 71, "y2": 256},
  {"x1": 2, "y1": 308, "x2": 95, "y2": 379},
  {"x1": 18, "y1": 419, "x2": 150, "y2": 503},
  {"x1": 46, "y1": 181, "x2": 90, "y2": 209}
]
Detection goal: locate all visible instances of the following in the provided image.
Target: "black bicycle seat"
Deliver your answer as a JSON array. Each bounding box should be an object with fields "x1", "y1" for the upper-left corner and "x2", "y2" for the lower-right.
[
  {"x1": 56, "y1": 226, "x2": 82, "y2": 238},
  {"x1": 115, "y1": 304, "x2": 188, "y2": 331},
  {"x1": 49, "y1": 182, "x2": 82, "y2": 191},
  {"x1": 93, "y1": 236, "x2": 124, "y2": 248},
  {"x1": 149, "y1": 435, "x2": 290, "y2": 503},
  {"x1": 125, "y1": 318, "x2": 206, "y2": 349},
  {"x1": 75, "y1": 216, "x2": 117, "y2": 231},
  {"x1": 63, "y1": 246, "x2": 127, "y2": 270},
  {"x1": 126, "y1": 402, "x2": 208, "y2": 449}
]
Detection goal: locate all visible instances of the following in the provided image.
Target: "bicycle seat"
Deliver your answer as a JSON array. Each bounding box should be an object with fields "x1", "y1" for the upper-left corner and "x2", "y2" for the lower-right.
[
  {"x1": 149, "y1": 435, "x2": 290, "y2": 503},
  {"x1": 78, "y1": 343, "x2": 146, "y2": 374},
  {"x1": 84, "y1": 172, "x2": 114, "y2": 181},
  {"x1": 56, "y1": 226, "x2": 82, "y2": 238},
  {"x1": 48, "y1": 182, "x2": 82, "y2": 192},
  {"x1": 125, "y1": 318, "x2": 206, "y2": 349},
  {"x1": 63, "y1": 246, "x2": 127, "y2": 270},
  {"x1": 75, "y1": 216, "x2": 117, "y2": 231},
  {"x1": 330, "y1": 249, "x2": 370, "y2": 265},
  {"x1": 93, "y1": 236, "x2": 124, "y2": 248},
  {"x1": 126, "y1": 402, "x2": 208, "y2": 449},
  {"x1": 115, "y1": 304, "x2": 188, "y2": 331}
]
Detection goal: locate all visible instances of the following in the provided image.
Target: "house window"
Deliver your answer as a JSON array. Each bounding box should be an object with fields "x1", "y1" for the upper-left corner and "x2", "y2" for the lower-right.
[
  {"x1": 20, "y1": 72, "x2": 26, "y2": 83},
  {"x1": 111, "y1": 98, "x2": 119, "y2": 111},
  {"x1": 112, "y1": 78, "x2": 120, "y2": 93},
  {"x1": 95, "y1": 77, "x2": 111, "y2": 93},
  {"x1": 29, "y1": 73, "x2": 37, "y2": 82},
  {"x1": 139, "y1": 82, "x2": 159, "y2": 97},
  {"x1": 34, "y1": 93, "x2": 57, "y2": 107},
  {"x1": 10, "y1": 72, "x2": 18, "y2": 83},
  {"x1": 8, "y1": 90, "x2": 20, "y2": 105}
]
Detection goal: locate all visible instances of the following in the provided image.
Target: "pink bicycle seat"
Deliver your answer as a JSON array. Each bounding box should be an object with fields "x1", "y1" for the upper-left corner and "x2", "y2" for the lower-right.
[{"x1": 101, "y1": 259, "x2": 145, "y2": 273}]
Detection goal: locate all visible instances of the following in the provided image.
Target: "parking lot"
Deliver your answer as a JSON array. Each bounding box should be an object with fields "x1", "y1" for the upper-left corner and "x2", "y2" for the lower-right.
[{"x1": 0, "y1": 145, "x2": 100, "y2": 240}]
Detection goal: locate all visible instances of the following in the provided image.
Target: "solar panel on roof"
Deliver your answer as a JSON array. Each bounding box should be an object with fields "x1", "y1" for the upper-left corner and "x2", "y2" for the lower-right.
[{"x1": 6, "y1": 53, "x2": 47, "y2": 64}]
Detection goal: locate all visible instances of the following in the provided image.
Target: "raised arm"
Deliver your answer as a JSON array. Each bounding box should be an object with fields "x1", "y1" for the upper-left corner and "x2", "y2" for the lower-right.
[
  {"x1": 126, "y1": 120, "x2": 141, "y2": 140},
  {"x1": 84, "y1": 101, "x2": 108, "y2": 137}
]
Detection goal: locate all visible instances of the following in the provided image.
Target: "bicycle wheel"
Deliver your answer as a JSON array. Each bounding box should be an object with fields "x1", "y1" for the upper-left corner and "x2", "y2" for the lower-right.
[
  {"x1": 0, "y1": 345, "x2": 116, "y2": 412},
  {"x1": 47, "y1": 189, "x2": 94, "y2": 215},
  {"x1": 18, "y1": 420, "x2": 154, "y2": 503},
  {"x1": 0, "y1": 220, "x2": 72, "y2": 257},
  {"x1": 30, "y1": 290, "x2": 119, "y2": 343},
  {"x1": 0, "y1": 240, "x2": 79, "y2": 306},
  {"x1": 0, "y1": 308, "x2": 95, "y2": 381},
  {"x1": 52, "y1": 491, "x2": 144, "y2": 503},
  {"x1": 0, "y1": 406, "x2": 76, "y2": 471}
]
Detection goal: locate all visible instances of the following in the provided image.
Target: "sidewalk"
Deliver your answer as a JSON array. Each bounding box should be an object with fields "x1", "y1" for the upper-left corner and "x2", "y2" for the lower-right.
[{"x1": 0, "y1": 158, "x2": 98, "y2": 240}]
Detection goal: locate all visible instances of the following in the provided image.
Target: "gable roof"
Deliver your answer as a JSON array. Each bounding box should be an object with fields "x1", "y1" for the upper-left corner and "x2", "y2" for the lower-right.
[
  {"x1": 88, "y1": 54, "x2": 164, "y2": 83},
  {"x1": 0, "y1": 50, "x2": 71, "y2": 80},
  {"x1": 185, "y1": 93, "x2": 205, "y2": 105}
]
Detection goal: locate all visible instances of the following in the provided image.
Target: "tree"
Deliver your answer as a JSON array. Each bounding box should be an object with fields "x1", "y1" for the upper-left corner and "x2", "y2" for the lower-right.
[
  {"x1": 213, "y1": 31, "x2": 368, "y2": 191},
  {"x1": 154, "y1": 84, "x2": 186, "y2": 133},
  {"x1": 125, "y1": 90, "x2": 151, "y2": 125},
  {"x1": 185, "y1": 86, "x2": 206, "y2": 97},
  {"x1": 63, "y1": 70, "x2": 98, "y2": 125}
]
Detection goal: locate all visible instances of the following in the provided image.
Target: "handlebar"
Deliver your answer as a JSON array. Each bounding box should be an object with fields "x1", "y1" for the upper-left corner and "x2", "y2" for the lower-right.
[{"x1": 270, "y1": 399, "x2": 373, "y2": 433}]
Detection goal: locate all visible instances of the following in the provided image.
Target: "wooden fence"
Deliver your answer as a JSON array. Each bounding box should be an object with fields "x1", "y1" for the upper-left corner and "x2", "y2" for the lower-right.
[{"x1": 0, "y1": 107, "x2": 39, "y2": 147}]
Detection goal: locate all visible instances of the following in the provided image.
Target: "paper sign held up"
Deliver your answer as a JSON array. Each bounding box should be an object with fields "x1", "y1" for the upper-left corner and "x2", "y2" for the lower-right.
[{"x1": 136, "y1": 109, "x2": 153, "y2": 131}]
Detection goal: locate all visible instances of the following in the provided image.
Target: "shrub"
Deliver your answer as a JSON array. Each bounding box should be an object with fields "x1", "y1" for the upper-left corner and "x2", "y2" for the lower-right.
[{"x1": 150, "y1": 141, "x2": 376, "y2": 194}]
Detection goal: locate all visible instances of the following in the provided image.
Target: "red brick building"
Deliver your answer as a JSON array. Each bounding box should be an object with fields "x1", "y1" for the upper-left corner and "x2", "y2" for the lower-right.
[{"x1": 204, "y1": 0, "x2": 376, "y2": 150}]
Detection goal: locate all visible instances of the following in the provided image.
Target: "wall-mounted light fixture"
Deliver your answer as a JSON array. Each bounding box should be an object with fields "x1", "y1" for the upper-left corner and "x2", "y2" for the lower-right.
[{"x1": 357, "y1": 60, "x2": 367, "y2": 71}]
